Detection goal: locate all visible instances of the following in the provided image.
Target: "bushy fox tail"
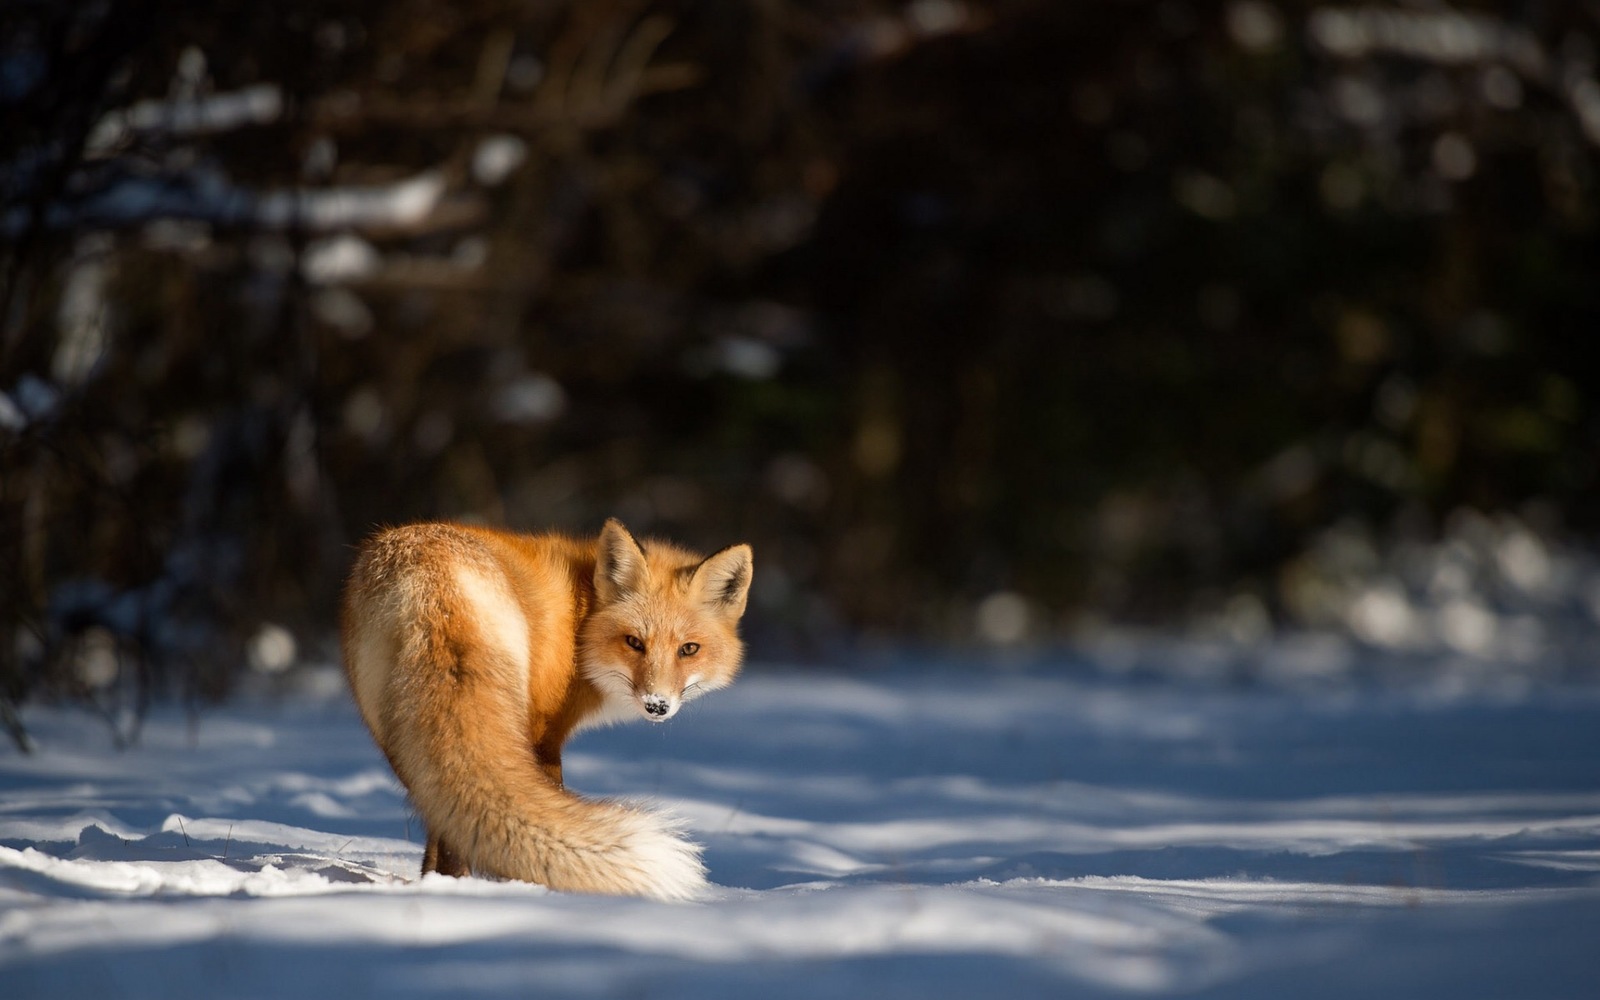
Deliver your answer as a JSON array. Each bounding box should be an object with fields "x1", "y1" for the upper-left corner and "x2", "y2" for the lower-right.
[{"x1": 404, "y1": 710, "x2": 708, "y2": 901}]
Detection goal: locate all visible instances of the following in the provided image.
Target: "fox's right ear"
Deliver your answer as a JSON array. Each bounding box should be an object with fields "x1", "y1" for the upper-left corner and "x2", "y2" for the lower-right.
[{"x1": 595, "y1": 518, "x2": 648, "y2": 602}]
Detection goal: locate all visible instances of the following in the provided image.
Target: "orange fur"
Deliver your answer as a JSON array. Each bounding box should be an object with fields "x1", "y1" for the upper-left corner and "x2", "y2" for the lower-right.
[{"x1": 340, "y1": 519, "x2": 752, "y2": 900}]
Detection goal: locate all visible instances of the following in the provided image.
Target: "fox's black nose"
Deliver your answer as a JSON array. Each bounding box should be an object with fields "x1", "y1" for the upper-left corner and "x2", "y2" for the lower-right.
[{"x1": 642, "y1": 696, "x2": 670, "y2": 717}]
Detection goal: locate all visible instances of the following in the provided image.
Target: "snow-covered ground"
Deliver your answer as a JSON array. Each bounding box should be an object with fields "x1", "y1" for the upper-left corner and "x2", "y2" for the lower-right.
[{"x1": 2, "y1": 663, "x2": 1598, "y2": 998}]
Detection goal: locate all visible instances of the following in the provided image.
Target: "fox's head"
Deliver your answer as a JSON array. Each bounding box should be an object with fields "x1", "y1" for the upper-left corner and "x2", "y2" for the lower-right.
[{"x1": 579, "y1": 518, "x2": 753, "y2": 724}]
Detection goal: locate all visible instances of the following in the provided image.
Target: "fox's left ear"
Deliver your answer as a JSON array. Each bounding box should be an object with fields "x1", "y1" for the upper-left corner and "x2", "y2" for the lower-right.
[{"x1": 690, "y1": 544, "x2": 753, "y2": 618}]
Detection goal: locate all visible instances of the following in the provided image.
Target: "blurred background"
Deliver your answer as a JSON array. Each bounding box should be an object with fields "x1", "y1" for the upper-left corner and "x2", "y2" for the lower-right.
[{"x1": 4, "y1": 1, "x2": 1600, "y2": 744}]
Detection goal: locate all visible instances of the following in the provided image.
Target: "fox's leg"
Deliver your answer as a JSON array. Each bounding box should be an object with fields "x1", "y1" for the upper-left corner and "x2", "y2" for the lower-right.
[
  {"x1": 422, "y1": 831, "x2": 469, "y2": 877},
  {"x1": 535, "y1": 740, "x2": 563, "y2": 788}
]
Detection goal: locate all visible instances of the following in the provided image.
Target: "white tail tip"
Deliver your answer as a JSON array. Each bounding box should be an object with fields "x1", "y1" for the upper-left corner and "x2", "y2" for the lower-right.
[{"x1": 617, "y1": 808, "x2": 709, "y2": 902}]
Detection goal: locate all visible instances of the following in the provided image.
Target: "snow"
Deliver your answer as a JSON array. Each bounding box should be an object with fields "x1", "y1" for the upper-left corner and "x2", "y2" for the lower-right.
[
  {"x1": 85, "y1": 84, "x2": 284, "y2": 155},
  {"x1": 2, "y1": 663, "x2": 1598, "y2": 998},
  {"x1": 1, "y1": 169, "x2": 447, "y2": 238}
]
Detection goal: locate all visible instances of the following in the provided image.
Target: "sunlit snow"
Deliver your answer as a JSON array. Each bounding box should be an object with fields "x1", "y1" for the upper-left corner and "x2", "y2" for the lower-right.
[{"x1": 1, "y1": 664, "x2": 1597, "y2": 998}]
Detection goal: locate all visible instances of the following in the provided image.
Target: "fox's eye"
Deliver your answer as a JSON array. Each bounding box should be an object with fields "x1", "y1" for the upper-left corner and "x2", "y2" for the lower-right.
[
  {"x1": 625, "y1": 635, "x2": 645, "y2": 652},
  {"x1": 679, "y1": 642, "x2": 700, "y2": 657}
]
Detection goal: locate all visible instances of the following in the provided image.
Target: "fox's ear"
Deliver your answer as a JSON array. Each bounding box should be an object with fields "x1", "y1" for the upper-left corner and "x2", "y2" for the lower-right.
[
  {"x1": 595, "y1": 518, "x2": 648, "y2": 602},
  {"x1": 689, "y1": 543, "x2": 753, "y2": 618}
]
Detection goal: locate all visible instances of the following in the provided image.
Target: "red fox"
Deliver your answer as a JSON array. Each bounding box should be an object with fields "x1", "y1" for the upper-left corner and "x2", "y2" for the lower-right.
[{"x1": 340, "y1": 518, "x2": 753, "y2": 901}]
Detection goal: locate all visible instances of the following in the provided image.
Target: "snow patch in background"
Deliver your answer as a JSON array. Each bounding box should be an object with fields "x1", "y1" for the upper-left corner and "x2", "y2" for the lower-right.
[{"x1": 1082, "y1": 509, "x2": 1600, "y2": 694}]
